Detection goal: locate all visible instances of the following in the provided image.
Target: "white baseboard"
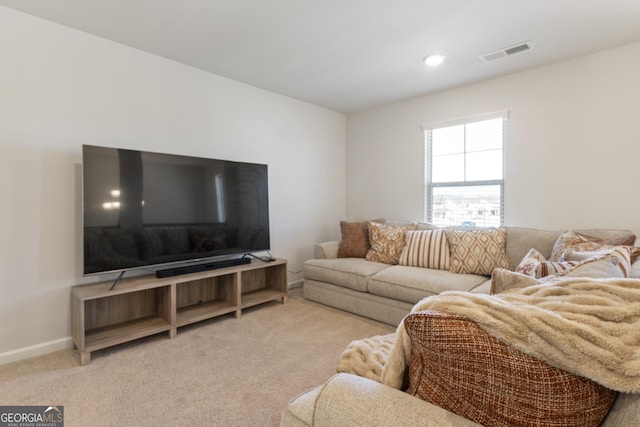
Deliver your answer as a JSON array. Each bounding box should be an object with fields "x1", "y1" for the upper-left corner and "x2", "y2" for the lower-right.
[{"x1": 0, "y1": 337, "x2": 73, "y2": 366}]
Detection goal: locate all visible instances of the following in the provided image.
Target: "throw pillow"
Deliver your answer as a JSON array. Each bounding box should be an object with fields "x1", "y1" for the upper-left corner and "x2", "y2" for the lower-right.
[
  {"x1": 558, "y1": 255, "x2": 622, "y2": 279},
  {"x1": 398, "y1": 229, "x2": 450, "y2": 270},
  {"x1": 562, "y1": 246, "x2": 632, "y2": 277},
  {"x1": 445, "y1": 227, "x2": 510, "y2": 276},
  {"x1": 366, "y1": 221, "x2": 416, "y2": 264},
  {"x1": 515, "y1": 248, "x2": 581, "y2": 278},
  {"x1": 492, "y1": 255, "x2": 623, "y2": 295},
  {"x1": 337, "y1": 219, "x2": 383, "y2": 258},
  {"x1": 550, "y1": 231, "x2": 635, "y2": 262},
  {"x1": 514, "y1": 248, "x2": 546, "y2": 276},
  {"x1": 404, "y1": 311, "x2": 617, "y2": 427}
]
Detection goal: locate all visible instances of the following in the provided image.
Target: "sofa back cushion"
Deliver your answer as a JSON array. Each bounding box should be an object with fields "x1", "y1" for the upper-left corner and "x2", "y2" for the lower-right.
[
  {"x1": 404, "y1": 311, "x2": 617, "y2": 427},
  {"x1": 504, "y1": 227, "x2": 564, "y2": 270}
]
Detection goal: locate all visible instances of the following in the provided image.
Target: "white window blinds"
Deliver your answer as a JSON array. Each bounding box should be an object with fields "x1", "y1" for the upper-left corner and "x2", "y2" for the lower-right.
[{"x1": 424, "y1": 111, "x2": 508, "y2": 227}]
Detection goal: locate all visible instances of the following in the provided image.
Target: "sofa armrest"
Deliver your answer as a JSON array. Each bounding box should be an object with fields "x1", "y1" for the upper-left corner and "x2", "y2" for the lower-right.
[
  {"x1": 314, "y1": 241, "x2": 340, "y2": 259},
  {"x1": 308, "y1": 373, "x2": 482, "y2": 427}
]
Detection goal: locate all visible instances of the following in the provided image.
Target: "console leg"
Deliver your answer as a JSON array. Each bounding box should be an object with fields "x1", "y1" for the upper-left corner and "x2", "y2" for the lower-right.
[{"x1": 80, "y1": 351, "x2": 91, "y2": 366}]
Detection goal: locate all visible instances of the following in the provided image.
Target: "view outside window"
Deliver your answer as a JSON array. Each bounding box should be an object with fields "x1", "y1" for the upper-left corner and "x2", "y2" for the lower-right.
[{"x1": 425, "y1": 115, "x2": 506, "y2": 227}]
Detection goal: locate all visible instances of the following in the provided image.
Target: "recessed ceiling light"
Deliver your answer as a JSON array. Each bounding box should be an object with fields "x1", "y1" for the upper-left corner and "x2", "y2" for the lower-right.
[{"x1": 423, "y1": 53, "x2": 445, "y2": 67}]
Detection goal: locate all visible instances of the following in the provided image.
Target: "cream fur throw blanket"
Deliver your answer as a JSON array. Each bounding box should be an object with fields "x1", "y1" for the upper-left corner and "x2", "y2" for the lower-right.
[
  {"x1": 381, "y1": 277, "x2": 640, "y2": 393},
  {"x1": 337, "y1": 333, "x2": 395, "y2": 381}
]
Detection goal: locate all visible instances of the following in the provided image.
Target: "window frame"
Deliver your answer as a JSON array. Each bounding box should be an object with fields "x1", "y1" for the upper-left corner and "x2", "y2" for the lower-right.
[{"x1": 423, "y1": 111, "x2": 508, "y2": 227}]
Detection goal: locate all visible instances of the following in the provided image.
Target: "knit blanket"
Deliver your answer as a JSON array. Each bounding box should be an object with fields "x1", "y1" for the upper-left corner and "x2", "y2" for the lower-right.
[
  {"x1": 381, "y1": 277, "x2": 640, "y2": 393},
  {"x1": 337, "y1": 333, "x2": 395, "y2": 381}
]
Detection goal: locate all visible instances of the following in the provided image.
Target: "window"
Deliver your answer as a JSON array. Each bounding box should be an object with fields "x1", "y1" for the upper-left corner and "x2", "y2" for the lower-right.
[{"x1": 424, "y1": 112, "x2": 507, "y2": 227}]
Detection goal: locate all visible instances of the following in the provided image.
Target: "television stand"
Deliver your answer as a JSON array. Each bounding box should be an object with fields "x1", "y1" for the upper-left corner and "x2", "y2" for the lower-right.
[{"x1": 71, "y1": 258, "x2": 287, "y2": 365}]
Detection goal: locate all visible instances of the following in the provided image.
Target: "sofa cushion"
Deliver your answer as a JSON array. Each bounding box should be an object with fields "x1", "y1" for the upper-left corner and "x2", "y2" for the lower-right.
[
  {"x1": 281, "y1": 383, "x2": 322, "y2": 427},
  {"x1": 468, "y1": 279, "x2": 492, "y2": 294},
  {"x1": 399, "y1": 229, "x2": 450, "y2": 270},
  {"x1": 337, "y1": 219, "x2": 383, "y2": 258},
  {"x1": 309, "y1": 373, "x2": 483, "y2": 427},
  {"x1": 601, "y1": 392, "x2": 640, "y2": 427},
  {"x1": 504, "y1": 227, "x2": 565, "y2": 271},
  {"x1": 368, "y1": 266, "x2": 487, "y2": 304},
  {"x1": 404, "y1": 311, "x2": 617, "y2": 427},
  {"x1": 446, "y1": 227, "x2": 511, "y2": 275},
  {"x1": 366, "y1": 221, "x2": 416, "y2": 264},
  {"x1": 303, "y1": 258, "x2": 389, "y2": 292},
  {"x1": 490, "y1": 269, "x2": 540, "y2": 294}
]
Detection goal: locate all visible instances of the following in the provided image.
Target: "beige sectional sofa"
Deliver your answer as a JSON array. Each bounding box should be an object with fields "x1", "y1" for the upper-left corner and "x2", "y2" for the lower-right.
[
  {"x1": 281, "y1": 373, "x2": 640, "y2": 427},
  {"x1": 303, "y1": 222, "x2": 634, "y2": 326},
  {"x1": 283, "y1": 222, "x2": 640, "y2": 426}
]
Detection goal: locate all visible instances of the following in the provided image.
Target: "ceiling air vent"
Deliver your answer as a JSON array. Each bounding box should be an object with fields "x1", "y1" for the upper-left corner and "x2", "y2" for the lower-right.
[{"x1": 479, "y1": 41, "x2": 533, "y2": 63}]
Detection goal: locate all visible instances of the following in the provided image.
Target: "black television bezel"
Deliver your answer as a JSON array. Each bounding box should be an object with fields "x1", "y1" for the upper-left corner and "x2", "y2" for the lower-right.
[{"x1": 81, "y1": 144, "x2": 271, "y2": 278}]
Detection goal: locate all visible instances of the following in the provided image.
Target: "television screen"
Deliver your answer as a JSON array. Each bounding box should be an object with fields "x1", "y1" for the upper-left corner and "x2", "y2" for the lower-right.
[{"x1": 82, "y1": 145, "x2": 270, "y2": 275}]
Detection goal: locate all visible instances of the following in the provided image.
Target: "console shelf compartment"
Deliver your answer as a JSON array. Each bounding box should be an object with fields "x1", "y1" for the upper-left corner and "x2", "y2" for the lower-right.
[
  {"x1": 84, "y1": 316, "x2": 172, "y2": 352},
  {"x1": 72, "y1": 258, "x2": 287, "y2": 365}
]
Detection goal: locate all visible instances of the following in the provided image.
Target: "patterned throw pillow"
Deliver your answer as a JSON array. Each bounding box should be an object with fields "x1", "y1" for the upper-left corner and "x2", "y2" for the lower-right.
[
  {"x1": 549, "y1": 231, "x2": 636, "y2": 261},
  {"x1": 446, "y1": 228, "x2": 510, "y2": 276},
  {"x1": 365, "y1": 221, "x2": 416, "y2": 264},
  {"x1": 492, "y1": 255, "x2": 623, "y2": 295},
  {"x1": 404, "y1": 311, "x2": 617, "y2": 427},
  {"x1": 550, "y1": 231, "x2": 636, "y2": 277},
  {"x1": 562, "y1": 246, "x2": 633, "y2": 277},
  {"x1": 398, "y1": 229, "x2": 450, "y2": 270},
  {"x1": 515, "y1": 248, "x2": 581, "y2": 278},
  {"x1": 514, "y1": 248, "x2": 546, "y2": 276},
  {"x1": 337, "y1": 219, "x2": 383, "y2": 258}
]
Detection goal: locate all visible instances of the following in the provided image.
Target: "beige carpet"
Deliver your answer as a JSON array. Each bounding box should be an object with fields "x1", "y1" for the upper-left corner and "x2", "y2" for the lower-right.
[{"x1": 0, "y1": 288, "x2": 394, "y2": 426}]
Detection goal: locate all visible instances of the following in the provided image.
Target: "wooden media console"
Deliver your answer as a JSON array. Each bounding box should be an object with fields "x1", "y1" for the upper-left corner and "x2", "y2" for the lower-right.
[{"x1": 71, "y1": 258, "x2": 287, "y2": 365}]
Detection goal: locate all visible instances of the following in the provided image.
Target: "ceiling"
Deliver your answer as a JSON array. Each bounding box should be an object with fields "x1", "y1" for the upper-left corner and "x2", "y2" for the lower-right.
[{"x1": 2, "y1": 0, "x2": 640, "y2": 113}]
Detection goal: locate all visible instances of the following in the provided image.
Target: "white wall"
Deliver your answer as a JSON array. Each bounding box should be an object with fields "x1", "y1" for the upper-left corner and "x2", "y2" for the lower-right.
[
  {"x1": 0, "y1": 7, "x2": 346, "y2": 361},
  {"x1": 347, "y1": 42, "x2": 640, "y2": 237}
]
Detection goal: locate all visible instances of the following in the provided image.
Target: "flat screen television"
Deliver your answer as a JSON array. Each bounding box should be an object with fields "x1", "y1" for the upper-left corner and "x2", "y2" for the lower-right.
[{"x1": 82, "y1": 145, "x2": 270, "y2": 277}]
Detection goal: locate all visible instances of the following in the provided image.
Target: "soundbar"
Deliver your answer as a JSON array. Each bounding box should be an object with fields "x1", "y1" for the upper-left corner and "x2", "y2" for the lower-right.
[{"x1": 156, "y1": 257, "x2": 251, "y2": 278}]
